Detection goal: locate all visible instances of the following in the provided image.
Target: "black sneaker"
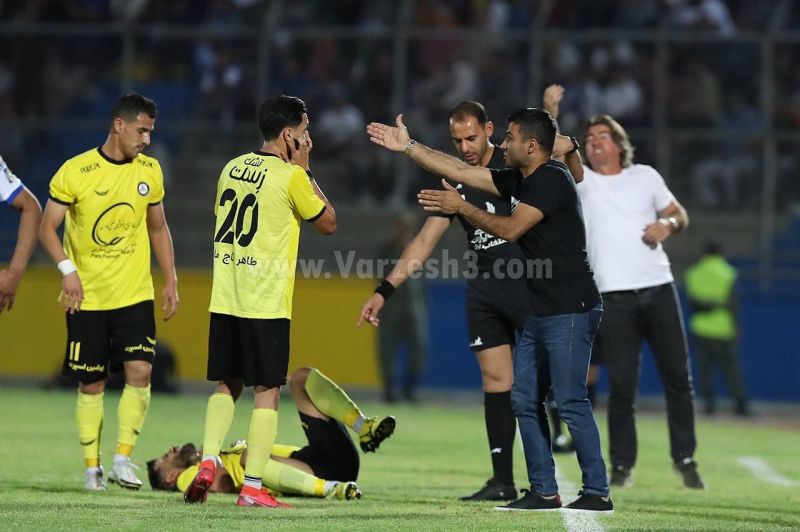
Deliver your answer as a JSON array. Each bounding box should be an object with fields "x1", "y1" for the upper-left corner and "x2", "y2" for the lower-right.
[
  {"x1": 564, "y1": 491, "x2": 614, "y2": 513},
  {"x1": 674, "y1": 458, "x2": 706, "y2": 489},
  {"x1": 460, "y1": 478, "x2": 517, "y2": 501},
  {"x1": 609, "y1": 465, "x2": 633, "y2": 487},
  {"x1": 494, "y1": 489, "x2": 562, "y2": 512}
]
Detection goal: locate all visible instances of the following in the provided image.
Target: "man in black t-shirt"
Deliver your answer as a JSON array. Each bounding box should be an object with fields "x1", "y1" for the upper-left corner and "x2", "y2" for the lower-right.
[
  {"x1": 358, "y1": 101, "x2": 526, "y2": 502},
  {"x1": 366, "y1": 108, "x2": 612, "y2": 513}
]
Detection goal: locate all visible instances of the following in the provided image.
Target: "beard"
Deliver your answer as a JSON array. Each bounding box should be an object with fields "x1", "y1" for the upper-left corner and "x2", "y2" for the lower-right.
[{"x1": 176, "y1": 443, "x2": 201, "y2": 468}]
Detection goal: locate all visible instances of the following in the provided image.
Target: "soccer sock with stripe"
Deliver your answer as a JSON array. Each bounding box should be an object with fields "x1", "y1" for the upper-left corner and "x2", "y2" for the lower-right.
[
  {"x1": 76, "y1": 390, "x2": 104, "y2": 468},
  {"x1": 262, "y1": 458, "x2": 331, "y2": 497},
  {"x1": 201, "y1": 392, "x2": 236, "y2": 462},
  {"x1": 115, "y1": 384, "x2": 151, "y2": 462},
  {"x1": 484, "y1": 391, "x2": 516, "y2": 486},
  {"x1": 305, "y1": 368, "x2": 365, "y2": 432},
  {"x1": 243, "y1": 408, "x2": 278, "y2": 489}
]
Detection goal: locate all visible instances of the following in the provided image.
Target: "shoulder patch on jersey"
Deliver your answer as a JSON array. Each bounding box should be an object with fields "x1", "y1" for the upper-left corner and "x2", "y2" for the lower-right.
[{"x1": 138, "y1": 182, "x2": 150, "y2": 196}]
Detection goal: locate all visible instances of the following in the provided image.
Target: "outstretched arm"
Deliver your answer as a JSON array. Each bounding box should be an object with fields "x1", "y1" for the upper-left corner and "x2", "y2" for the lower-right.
[
  {"x1": 357, "y1": 215, "x2": 450, "y2": 327},
  {"x1": 0, "y1": 187, "x2": 42, "y2": 312},
  {"x1": 418, "y1": 180, "x2": 543, "y2": 242},
  {"x1": 367, "y1": 114, "x2": 500, "y2": 195}
]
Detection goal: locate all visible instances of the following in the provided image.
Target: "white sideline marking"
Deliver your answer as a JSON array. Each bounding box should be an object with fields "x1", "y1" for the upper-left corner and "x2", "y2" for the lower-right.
[
  {"x1": 555, "y1": 466, "x2": 605, "y2": 532},
  {"x1": 737, "y1": 456, "x2": 798, "y2": 487}
]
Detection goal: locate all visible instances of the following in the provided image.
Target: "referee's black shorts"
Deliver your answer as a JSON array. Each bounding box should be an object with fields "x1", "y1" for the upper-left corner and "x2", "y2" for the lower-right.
[
  {"x1": 207, "y1": 313, "x2": 289, "y2": 388},
  {"x1": 465, "y1": 275, "x2": 528, "y2": 352}
]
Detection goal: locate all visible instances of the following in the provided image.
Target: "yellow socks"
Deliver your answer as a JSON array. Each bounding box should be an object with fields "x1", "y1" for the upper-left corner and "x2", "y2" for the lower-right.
[
  {"x1": 201, "y1": 393, "x2": 236, "y2": 461},
  {"x1": 270, "y1": 444, "x2": 302, "y2": 458},
  {"x1": 116, "y1": 384, "x2": 151, "y2": 459},
  {"x1": 305, "y1": 368, "x2": 365, "y2": 430},
  {"x1": 76, "y1": 391, "x2": 104, "y2": 468},
  {"x1": 262, "y1": 459, "x2": 327, "y2": 497},
  {"x1": 243, "y1": 408, "x2": 278, "y2": 489}
]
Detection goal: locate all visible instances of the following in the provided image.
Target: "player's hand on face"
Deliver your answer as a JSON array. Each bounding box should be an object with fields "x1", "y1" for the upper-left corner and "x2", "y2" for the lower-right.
[
  {"x1": 418, "y1": 179, "x2": 464, "y2": 215},
  {"x1": 59, "y1": 272, "x2": 84, "y2": 314},
  {"x1": 0, "y1": 268, "x2": 21, "y2": 313},
  {"x1": 543, "y1": 84, "x2": 565, "y2": 111},
  {"x1": 366, "y1": 114, "x2": 412, "y2": 152},
  {"x1": 642, "y1": 221, "x2": 671, "y2": 248},
  {"x1": 162, "y1": 282, "x2": 179, "y2": 321},
  {"x1": 357, "y1": 293, "x2": 385, "y2": 328}
]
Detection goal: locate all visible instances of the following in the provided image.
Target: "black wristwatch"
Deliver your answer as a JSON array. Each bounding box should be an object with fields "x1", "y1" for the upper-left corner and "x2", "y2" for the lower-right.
[{"x1": 566, "y1": 136, "x2": 580, "y2": 155}]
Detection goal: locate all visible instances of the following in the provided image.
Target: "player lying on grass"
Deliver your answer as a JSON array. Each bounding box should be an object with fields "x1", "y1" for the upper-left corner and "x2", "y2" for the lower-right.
[{"x1": 147, "y1": 367, "x2": 396, "y2": 502}]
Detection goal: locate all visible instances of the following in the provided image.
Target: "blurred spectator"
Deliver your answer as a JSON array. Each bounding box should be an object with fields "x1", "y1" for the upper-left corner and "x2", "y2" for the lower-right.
[
  {"x1": 663, "y1": 0, "x2": 737, "y2": 35},
  {"x1": 670, "y1": 57, "x2": 721, "y2": 126},
  {"x1": 685, "y1": 241, "x2": 749, "y2": 415}
]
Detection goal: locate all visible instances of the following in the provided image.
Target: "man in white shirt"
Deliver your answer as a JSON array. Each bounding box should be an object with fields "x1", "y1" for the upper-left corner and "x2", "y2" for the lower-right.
[
  {"x1": 0, "y1": 156, "x2": 42, "y2": 313},
  {"x1": 544, "y1": 85, "x2": 704, "y2": 490}
]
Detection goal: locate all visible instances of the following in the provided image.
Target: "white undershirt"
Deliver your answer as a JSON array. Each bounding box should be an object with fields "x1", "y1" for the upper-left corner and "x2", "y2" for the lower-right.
[{"x1": 578, "y1": 164, "x2": 675, "y2": 293}]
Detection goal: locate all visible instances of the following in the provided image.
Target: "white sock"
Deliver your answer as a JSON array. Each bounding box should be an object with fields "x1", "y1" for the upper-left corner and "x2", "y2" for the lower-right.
[
  {"x1": 201, "y1": 454, "x2": 219, "y2": 465},
  {"x1": 113, "y1": 454, "x2": 129, "y2": 465},
  {"x1": 324, "y1": 480, "x2": 338, "y2": 495},
  {"x1": 244, "y1": 475, "x2": 261, "y2": 490},
  {"x1": 86, "y1": 466, "x2": 101, "y2": 474}
]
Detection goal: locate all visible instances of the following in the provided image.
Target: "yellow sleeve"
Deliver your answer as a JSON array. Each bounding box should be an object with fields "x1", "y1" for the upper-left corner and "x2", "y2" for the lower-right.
[
  {"x1": 49, "y1": 161, "x2": 75, "y2": 205},
  {"x1": 148, "y1": 160, "x2": 165, "y2": 205},
  {"x1": 287, "y1": 167, "x2": 325, "y2": 221},
  {"x1": 176, "y1": 464, "x2": 199, "y2": 493}
]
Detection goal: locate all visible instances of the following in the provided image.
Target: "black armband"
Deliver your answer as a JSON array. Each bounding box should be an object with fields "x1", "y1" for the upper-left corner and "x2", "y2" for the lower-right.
[
  {"x1": 306, "y1": 169, "x2": 314, "y2": 181},
  {"x1": 374, "y1": 279, "x2": 396, "y2": 300}
]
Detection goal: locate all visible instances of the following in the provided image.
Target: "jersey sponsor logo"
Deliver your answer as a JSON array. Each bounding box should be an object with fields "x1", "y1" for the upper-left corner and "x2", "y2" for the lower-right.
[
  {"x1": 485, "y1": 201, "x2": 496, "y2": 214},
  {"x1": 137, "y1": 158, "x2": 154, "y2": 168},
  {"x1": 137, "y1": 181, "x2": 150, "y2": 196},
  {"x1": 91, "y1": 202, "x2": 137, "y2": 246},
  {"x1": 470, "y1": 228, "x2": 507, "y2": 251},
  {"x1": 80, "y1": 162, "x2": 101, "y2": 174},
  {"x1": 470, "y1": 336, "x2": 484, "y2": 347},
  {"x1": 228, "y1": 164, "x2": 267, "y2": 193},
  {"x1": 94, "y1": 189, "x2": 109, "y2": 196}
]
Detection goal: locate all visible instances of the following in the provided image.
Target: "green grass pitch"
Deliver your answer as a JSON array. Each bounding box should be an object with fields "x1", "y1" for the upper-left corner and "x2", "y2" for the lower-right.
[{"x1": 0, "y1": 387, "x2": 798, "y2": 531}]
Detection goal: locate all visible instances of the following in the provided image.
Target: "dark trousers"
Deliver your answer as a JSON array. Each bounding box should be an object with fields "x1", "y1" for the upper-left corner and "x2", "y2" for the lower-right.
[
  {"x1": 694, "y1": 337, "x2": 747, "y2": 410},
  {"x1": 597, "y1": 283, "x2": 697, "y2": 468}
]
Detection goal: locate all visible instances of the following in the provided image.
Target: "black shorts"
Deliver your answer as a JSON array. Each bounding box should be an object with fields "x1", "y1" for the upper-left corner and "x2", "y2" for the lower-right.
[
  {"x1": 290, "y1": 412, "x2": 360, "y2": 481},
  {"x1": 62, "y1": 300, "x2": 156, "y2": 384},
  {"x1": 207, "y1": 314, "x2": 289, "y2": 388},
  {"x1": 465, "y1": 276, "x2": 528, "y2": 352}
]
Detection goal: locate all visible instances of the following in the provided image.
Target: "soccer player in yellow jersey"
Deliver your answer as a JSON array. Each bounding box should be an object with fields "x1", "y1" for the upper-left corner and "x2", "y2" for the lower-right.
[
  {"x1": 148, "y1": 367, "x2": 396, "y2": 501},
  {"x1": 38, "y1": 94, "x2": 179, "y2": 491},
  {"x1": 183, "y1": 95, "x2": 338, "y2": 508}
]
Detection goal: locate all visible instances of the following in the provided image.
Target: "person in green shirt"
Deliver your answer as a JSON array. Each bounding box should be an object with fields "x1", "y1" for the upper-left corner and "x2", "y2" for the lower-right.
[{"x1": 685, "y1": 242, "x2": 749, "y2": 416}]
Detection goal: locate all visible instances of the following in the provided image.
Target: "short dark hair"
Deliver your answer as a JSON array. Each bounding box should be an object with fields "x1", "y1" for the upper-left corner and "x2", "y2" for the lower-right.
[
  {"x1": 583, "y1": 114, "x2": 635, "y2": 167},
  {"x1": 146, "y1": 459, "x2": 173, "y2": 491},
  {"x1": 258, "y1": 95, "x2": 308, "y2": 141},
  {"x1": 449, "y1": 100, "x2": 488, "y2": 126},
  {"x1": 506, "y1": 107, "x2": 557, "y2": 153},
  {"x1": 111, "y1": 94, "x2": 157, "y2": 122}
]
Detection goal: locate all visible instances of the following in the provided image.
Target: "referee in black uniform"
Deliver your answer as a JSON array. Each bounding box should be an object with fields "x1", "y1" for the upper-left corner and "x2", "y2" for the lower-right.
[{"x1": 359, "y1": 101, "x2": 526, "y2": 501}]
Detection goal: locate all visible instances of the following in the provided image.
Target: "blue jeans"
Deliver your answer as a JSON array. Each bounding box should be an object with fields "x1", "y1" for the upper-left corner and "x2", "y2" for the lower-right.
[{"x1": 511, "y1": 304, "x2": 608, "y2": 496}]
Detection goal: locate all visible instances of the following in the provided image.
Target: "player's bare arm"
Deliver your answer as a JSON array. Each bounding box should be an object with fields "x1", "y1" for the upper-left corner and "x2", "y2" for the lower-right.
[
  {"x1": 146, "y1": 203, "x2": 179, "y2": 321},
  {"x1": 643, "y1": 200, "x2": 689, "y2": 248},
  {"x1": 357, "y1": 215, "x2": 450, "y2": 328},
  {"x1": 0, "y1": 187, "x2": 42, "y2": 312},
  {"x1": 288, "y1": 130, "x2": 337, "y2": 235},
  {"x1": 367, "y1": 114, "x2": 500, "y2": 195},
  {"x1": 39, "y1": 200, "x2": 83, "y2": 313},
  {"x1": 419, "y1": 179, "x2": 543, "y2": 242}
]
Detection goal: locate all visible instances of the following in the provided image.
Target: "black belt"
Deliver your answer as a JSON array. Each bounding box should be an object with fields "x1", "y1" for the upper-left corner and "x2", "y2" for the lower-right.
[{"x1": 601, "y1": 282, "x2": 672, "y2": 296}]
